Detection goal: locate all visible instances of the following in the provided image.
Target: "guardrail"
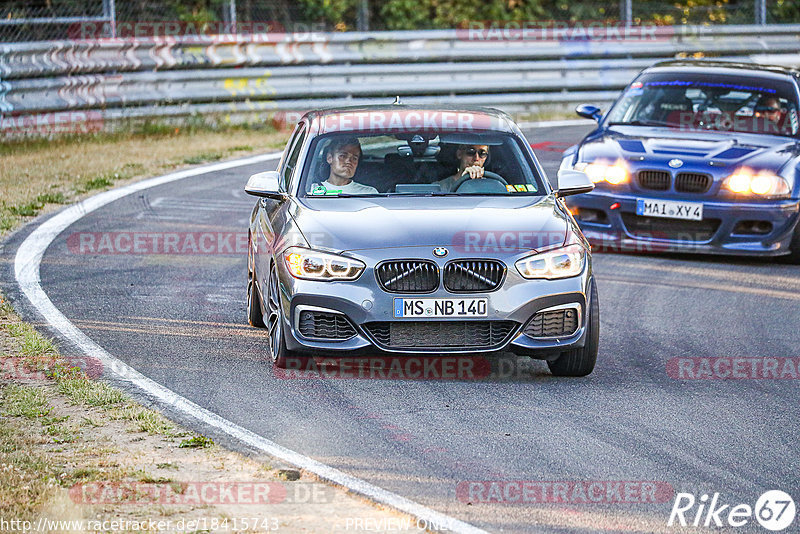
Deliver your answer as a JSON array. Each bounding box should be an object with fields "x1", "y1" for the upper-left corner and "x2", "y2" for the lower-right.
[{"x1": 1, "y1": 25, "x2": 800, "y2": 135}]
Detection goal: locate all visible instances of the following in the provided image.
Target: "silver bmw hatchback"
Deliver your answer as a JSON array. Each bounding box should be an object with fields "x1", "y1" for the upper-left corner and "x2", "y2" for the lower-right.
[{"x1": 245, "y1": 105, "x2": 599, "y2": 376}]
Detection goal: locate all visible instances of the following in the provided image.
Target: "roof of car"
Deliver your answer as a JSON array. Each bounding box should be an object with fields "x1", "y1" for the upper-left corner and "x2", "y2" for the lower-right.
[
  {"x1": 301, "y1": 104, "x2": 518, "y2": 135},
  {"x1": 648, "y1": 60, "x2": 800, "y2": 80}
]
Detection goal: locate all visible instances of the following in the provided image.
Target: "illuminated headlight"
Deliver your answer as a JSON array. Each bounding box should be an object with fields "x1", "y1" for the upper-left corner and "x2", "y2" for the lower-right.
[
  {"x1": 722, "y1": 168, "x2": 790, "y2": 198},
  {"x1": 574, "y1": 159, "x2": 629, "y2": 185},
  {"x1": 284, "y1": 247, "x2": 365, "y2": 281},
  {"x1": 515, "y1": 244, "x2": 586, "y2": 280}
]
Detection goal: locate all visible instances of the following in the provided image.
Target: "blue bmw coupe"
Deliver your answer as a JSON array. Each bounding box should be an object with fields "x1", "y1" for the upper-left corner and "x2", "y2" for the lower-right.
[{"x1": 561, "y1": 61, "x2": 800, "y2": 262}]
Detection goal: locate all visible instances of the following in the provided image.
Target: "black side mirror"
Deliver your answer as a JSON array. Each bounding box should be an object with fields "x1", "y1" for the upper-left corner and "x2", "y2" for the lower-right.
[{"x1": 576, "y1": 104, "x2": 602, "y2": 123}]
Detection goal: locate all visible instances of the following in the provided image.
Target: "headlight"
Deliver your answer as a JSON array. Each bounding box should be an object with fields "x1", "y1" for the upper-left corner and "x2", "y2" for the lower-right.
[
  {"x1": 721, "y1": 168, "x2": 790, "y2": 198},
  {"x1": 574, "y1": 159, "x2": 629, "y2": 185},
  {"x1": 515, "y1": 244, "x2": 586, "y2": 280},
  {"x1": 284, "y1": 247, "x2": 365, "y2": 281}
]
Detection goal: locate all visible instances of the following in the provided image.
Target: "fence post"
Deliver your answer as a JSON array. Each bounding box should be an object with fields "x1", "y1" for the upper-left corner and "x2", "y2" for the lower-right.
[
  {"x1": 102, "y1": 0, "x2": 116, "y2": 37},
  {"x1": 357, "y1": 0, "x2": 369, "y2": 31},
  {"x1": 621, "y1": 0, "x2": 632, "y2": 27},
  {"x1": 756, "y1": 0, "x2": 766, "y2": 24},
  {"x1": 229, "y1": 0, "x2": 237, "y2": 33}
]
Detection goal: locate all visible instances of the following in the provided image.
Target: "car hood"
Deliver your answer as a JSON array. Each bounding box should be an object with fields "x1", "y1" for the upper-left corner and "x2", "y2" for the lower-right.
[
  {"x1": 580, "y1": 126, "x2": 800, "y2": 173},
  {"x1": 291, "y1": 195, "x2": 568, "y2": 254}
]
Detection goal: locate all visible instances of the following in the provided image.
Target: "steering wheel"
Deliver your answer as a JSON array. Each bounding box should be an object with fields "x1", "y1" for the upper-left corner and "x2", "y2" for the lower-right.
[{"x1": 451, "y1": 170, "x2": 508, "y2": 192}]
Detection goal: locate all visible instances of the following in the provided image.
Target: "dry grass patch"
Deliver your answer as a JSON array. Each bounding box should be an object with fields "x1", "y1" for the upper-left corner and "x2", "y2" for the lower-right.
[{"x1": 0, "y1": 127, "x2": 289, "y2": 238}]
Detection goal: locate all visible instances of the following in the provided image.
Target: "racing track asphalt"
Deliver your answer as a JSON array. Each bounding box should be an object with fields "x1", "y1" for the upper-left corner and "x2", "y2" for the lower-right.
[{"x1": 2, "y1": 124, "x2": 799, "y2": 533}]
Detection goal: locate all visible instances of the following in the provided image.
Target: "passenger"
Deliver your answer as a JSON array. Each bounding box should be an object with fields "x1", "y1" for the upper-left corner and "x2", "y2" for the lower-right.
[
  {"x1": 436, "y1": 144, "x2": 490, "y2": 192},
  {"x1": 317, "y1": 137, "x2": 378, "y2": 194}
]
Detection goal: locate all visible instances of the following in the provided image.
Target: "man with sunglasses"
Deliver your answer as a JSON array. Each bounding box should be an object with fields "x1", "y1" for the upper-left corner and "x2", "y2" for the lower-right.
[
  {"x1": 436, "y1": 144, "x2": 490, "y2": 192},
  {"x1": 754, "y1": 96, "x2": 784, "y2": 133}
]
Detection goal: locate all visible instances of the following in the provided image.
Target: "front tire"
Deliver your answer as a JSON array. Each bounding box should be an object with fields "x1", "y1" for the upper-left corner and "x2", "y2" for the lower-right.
[
  {"x1": 266, "y1": 263, "x2": 299, "y2": 369},
  {"x1": 548, "y1": 279, "x2": 599, "y2": 377}
]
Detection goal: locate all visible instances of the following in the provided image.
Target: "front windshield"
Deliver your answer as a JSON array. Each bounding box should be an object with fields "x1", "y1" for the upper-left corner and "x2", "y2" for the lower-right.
[
  {"x1": 605, "y1": 71, "x2": 800, "y2": 138},
  {"x1": 298, "y1": 131, "x2": 543, "y2": 197}
]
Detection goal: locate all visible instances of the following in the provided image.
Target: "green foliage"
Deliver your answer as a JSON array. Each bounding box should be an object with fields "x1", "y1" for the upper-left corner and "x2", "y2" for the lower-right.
[
  {"x1": 297, "y1": 0, "x2": 358, "y2": 30},
  {"x1": 771, "y1": 0, "x2": 800, "y2": 22}
]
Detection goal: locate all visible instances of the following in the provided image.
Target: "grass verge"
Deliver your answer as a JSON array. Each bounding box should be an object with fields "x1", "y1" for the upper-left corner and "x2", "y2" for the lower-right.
[
  {"x1": 0, "y1": 126, "x2": 288, "y2": 239},
  {"x1": 0, "y1": 124, "x2": 288, "y2": 523}
]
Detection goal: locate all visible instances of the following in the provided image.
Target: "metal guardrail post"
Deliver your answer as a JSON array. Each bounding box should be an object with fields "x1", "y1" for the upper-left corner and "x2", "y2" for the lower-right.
[
  {"x1": 357, "y1": 0, "x2": 370, "y2": 32},
  {"x1": 622, "y1": 0, "x2": 632, "y2": 27},
  {"x1": 103, "y1": 0, "x2": 116, "y2": 38},
  {"x1": 757, "y1": 0, "x2": 767, "y2": 25},
  {"x1": 229, "y1": 0, "x2": 237, "y2": 33}
]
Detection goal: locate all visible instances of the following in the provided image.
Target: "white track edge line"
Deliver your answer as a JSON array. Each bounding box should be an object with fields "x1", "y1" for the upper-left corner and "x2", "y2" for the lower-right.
[{"x1": 13, "y1": 152, "x2": 489, "y2": 534}]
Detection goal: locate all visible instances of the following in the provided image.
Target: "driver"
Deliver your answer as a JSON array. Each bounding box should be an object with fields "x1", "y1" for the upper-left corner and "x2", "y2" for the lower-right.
[
  {"x1": 316, "y1": 137, "x2": 378, "y2": 195},
  {"x1": 754, "y1": 96, "x2": 783, "y2": 128},
  {"x1": 436, "y1": 144, "x2": 490, "y2": 192}
]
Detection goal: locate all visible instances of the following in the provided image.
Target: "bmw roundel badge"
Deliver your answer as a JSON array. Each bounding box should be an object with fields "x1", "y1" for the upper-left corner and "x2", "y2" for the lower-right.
[
  {"x1": 668, "y1": 158, "x2": 684, "y2": 168},
  {"x1": 433, "y1": 247, "x2": 448, "y2": 258}
]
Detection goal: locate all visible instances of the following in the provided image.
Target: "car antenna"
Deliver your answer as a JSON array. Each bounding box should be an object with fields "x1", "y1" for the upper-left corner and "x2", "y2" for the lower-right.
[{"x1": 393, "y1": 96, "x2": 402, "y2": 105}]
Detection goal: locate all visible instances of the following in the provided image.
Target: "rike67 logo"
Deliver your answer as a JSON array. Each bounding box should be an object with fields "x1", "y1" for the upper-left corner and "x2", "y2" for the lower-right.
[{"x1": 668, "y1": 490, "x2": 796, "y2": 531}]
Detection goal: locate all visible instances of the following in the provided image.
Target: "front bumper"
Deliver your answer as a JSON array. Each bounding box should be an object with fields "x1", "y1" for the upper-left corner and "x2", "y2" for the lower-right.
[
  {"x1": 567, "y1": 190, "x2": 800, "y2": 257},
  {"x1": 275, "y1": 247, "x2": 593, "y2": 358}
]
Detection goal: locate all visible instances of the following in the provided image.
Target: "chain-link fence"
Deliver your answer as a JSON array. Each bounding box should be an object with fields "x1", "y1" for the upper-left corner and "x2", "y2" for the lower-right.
[{"x1": 2, "y1": 0, "x2": 799, "y2": 42}]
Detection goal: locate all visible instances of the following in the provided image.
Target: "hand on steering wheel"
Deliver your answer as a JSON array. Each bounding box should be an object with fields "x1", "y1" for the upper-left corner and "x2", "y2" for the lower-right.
[{"x1": 452, "y1": 170, "x2": 508, "y2": 192}]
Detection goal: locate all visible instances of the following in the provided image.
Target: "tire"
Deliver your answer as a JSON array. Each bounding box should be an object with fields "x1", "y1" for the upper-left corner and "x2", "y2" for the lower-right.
[
  {"x1": 547, "y1": 279, "x2": 599, "y2": 377},
  {"x1": 247, "y1": 243, "x2": 265, "y2": 328},
  {"x1": 265, "y1": 263, "x2": 300, "y2": 369},
  {"x1": 782, "y1": 223, "x2": 800, "y2": 264}
]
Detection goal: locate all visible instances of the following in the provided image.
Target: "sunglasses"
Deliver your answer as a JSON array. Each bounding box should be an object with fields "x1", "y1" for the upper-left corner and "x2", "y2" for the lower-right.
[
  {"x1": 464, "y1": 148, "x2": 489, "y2": 158},
  {"x1": 755, "y1": 106, "x2": 781, "y2": 113}
]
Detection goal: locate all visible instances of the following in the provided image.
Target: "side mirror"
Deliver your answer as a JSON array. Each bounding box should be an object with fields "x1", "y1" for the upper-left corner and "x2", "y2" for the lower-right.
[
  {"x1": 556, "y1": 170, "x2": 595, "y2": 197},
  {"x1": 576, "y1": 104, "x2": 602, "y2": 122},
  {"x1": 245, "y1": 171, "x2": 284, "y2": 200}
]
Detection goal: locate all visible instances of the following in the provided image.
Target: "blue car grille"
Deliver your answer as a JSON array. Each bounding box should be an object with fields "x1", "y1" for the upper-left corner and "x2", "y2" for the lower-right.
[
  {"x1": 637, "y1": 170, "x2": 712, "y2": 194},
  {"x1": 363, "y1": 321, "x2": 517, "y2": 350},
  {"x1": 637, "y1": 170, "x2": 670, "y2": 190},
  {"x1": 675, "y1": 172, "x2": 712, "y2": 193},
  {"x1": 443, "y1": 260, "x2": 505, "y2": 292},
  {"x1": 376, "y1": 261, "x2": 439, "y2": 293},
  {"x1": 298, "y1": 310, "x2": 357, "y2": 340}
]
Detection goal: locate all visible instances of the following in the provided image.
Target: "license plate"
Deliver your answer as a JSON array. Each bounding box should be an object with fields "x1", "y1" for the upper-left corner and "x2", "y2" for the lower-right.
[
  {"x1": 636, "y1": 198, "x2": 703, "y2": 221},
  {"x1": 393, "y1": 298, "x2": 488, "y2": 318}
]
